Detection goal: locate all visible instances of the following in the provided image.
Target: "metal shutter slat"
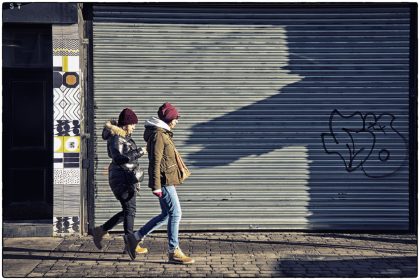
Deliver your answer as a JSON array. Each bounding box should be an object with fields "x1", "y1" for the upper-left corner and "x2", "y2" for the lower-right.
[{"x1": 92, "y1": 5, "x2": 410, "y2": 231}]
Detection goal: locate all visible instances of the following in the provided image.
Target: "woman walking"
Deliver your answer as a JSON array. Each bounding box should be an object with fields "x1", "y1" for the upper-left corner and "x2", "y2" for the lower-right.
[
  {"x1": 124, "y1": 102, "x2": 194, "y2": 264},
  {"x1": 93, "y1": 108, "x2": 148, "y2": 254}
]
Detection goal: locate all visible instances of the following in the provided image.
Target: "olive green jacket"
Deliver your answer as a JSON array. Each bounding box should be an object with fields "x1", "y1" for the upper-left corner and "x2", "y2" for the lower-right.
[{"x1": 143, "y1": 118, "x2": 182, "y2": 190}]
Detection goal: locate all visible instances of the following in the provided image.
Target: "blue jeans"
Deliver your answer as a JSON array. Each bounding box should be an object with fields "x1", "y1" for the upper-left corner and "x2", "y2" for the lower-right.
[{"x1": 136, "y1": 185, "x2": 181, "y2": 251}]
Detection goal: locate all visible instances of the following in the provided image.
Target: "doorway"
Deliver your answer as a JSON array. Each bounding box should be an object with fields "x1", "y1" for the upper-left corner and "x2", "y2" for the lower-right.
[{"x1": 3, "y1": 24, "x2": 53, "y2": 220}]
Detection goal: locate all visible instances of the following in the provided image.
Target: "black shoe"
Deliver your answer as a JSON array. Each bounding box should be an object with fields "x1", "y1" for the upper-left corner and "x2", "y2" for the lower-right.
[
  {"x1": 123, "y1": 233, "x2": 137, "y2": 260},
  {"x1": 93, "y1": 226, "x2": 106, "y2": 250}
]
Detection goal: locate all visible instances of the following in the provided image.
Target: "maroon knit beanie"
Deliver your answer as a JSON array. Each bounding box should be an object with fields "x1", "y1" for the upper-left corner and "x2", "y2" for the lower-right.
[
  {"x1": 157, "y1": 102, "x2": 180, "y2": 124},
  {"x1": 118, "y1": 108, "x2": 138, "y2": 126}
]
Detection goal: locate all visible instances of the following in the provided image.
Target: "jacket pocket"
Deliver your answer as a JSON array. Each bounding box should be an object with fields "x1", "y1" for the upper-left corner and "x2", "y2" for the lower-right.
[
  {"x1": 163, "y1": 163, "x2": 177, "y2": 184},
  {"x1": 164, "y1": 163, "x2": 183, "y2": 186},
  {"x1": 165, "y1": 163, "x2": 177, "y2": 171},
  {"x1": 161, "y1": 157, "x2": 176, "y2": 172}
]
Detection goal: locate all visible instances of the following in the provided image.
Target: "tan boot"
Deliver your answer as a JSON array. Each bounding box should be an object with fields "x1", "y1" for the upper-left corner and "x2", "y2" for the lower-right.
[
  {"x1": 135, "y1": 244, "x2": 148, "y2": 254},
  {"x1": 168, "y1": 247, "x2": 195, "y2": 264},
  {"x1": 93, "y1": 226, "x2": 107, "y2": 250},
  {"x1": 123, "y1": 243, "x2": 148, "y2": 254}
]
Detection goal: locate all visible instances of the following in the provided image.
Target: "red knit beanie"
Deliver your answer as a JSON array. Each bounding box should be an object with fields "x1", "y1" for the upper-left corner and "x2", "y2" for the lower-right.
[
  {"x1": 158, "y1": 102, "x2": 180, "y2": 124},
  {"x1": 118, "y1": 108, "x2": 138, "y2": 126}
]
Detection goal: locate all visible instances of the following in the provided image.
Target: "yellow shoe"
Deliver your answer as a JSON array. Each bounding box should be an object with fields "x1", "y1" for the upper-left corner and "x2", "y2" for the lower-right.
[
  {"x1": 168, "y1": 247, "x2": 195, "y2": 264},
  {"x1": 123, "y1": 243, "x2": 148, "y2": 254},
  {"x1": 136, "y1": 244, "x2": 148, "y2": 254}
]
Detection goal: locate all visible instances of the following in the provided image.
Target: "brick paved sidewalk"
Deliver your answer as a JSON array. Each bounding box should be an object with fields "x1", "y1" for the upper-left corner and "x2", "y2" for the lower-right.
[{"x1": 2, "y1": 232, "x2": 417, "y2": 278}]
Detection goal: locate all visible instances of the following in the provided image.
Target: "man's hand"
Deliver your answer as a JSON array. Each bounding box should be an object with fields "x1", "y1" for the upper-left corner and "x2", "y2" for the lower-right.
[{"x1": 152, "y1": 189, "x2": 162, "y2": 198}]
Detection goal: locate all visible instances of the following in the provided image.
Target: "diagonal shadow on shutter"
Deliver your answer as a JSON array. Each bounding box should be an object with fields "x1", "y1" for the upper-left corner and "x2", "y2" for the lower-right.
[{"x1": 92, "y1": 4, "x2": 411, "y2": 231}]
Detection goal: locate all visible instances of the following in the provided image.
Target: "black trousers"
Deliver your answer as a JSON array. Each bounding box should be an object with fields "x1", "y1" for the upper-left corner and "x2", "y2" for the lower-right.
[{"x1": 102, "y1": 188, "x2": 136, "y2": 235}]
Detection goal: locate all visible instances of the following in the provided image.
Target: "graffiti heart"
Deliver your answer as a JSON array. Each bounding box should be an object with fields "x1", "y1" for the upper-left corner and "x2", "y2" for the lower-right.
[{"x1": 321, "y1": 109, "x2": 408, "y2": 178}]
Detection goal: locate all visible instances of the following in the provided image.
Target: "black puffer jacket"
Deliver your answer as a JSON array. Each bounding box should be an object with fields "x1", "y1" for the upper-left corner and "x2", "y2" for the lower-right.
[{"x1": 102, "y1": 121, "x2": 145, "y2": 196}]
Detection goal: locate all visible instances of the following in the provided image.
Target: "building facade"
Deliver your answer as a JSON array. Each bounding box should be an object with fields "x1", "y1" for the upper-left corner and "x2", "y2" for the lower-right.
[
  {"x1": 2, "y1": 3, "x2": 417, "y2": 236},
  {"x1": 3, "y1": 3, "x2": 82, "y2": 236}
]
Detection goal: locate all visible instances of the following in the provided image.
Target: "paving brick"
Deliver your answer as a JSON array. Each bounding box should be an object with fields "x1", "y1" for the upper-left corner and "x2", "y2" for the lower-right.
[
  {"x1": 26, "y1": 272, "x2": 45, "y2": 278},
  {"x1": 43, "y1": 272, "x2": 63, "y2": 277},
  {"x1": 3, "y1": 232, "x2": 417, "y2": 278}
]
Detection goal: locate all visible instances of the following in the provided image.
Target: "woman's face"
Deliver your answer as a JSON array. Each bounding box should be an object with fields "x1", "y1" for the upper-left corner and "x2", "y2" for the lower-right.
[
  {"x1": 125, "y1": 124, "x2": 136, "y2": 135},
  {"x1": 169, "y1": 119, "x2": 178, "y2": 129}
]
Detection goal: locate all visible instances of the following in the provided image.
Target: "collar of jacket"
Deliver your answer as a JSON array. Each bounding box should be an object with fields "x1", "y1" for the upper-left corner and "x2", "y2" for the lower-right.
[
  {"x1": 156, "y1": 126, "x2": 173, "y2": 138},
  {"x1": 105, "y1": 121, "x2": 128, "y2": 137},
  {"x1": 144, "y1": 116, "x2": 171, "y2": 131}
]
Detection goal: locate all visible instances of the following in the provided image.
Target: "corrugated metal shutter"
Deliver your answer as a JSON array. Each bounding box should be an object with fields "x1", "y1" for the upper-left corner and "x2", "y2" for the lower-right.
[{"x1": 92, "y1": 5, "x2": 411, "y2": 231}]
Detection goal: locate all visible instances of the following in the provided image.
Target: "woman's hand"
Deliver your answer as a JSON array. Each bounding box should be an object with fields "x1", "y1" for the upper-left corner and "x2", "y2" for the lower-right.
[{"x1": 141, "y1": 147, "x2": 148, "y2": 155}]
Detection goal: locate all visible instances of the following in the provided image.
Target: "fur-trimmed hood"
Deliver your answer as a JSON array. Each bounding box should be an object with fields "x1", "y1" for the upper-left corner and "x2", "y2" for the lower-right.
[{"x1": 102, "y1": 120, "x2": 128, "y2": 140}]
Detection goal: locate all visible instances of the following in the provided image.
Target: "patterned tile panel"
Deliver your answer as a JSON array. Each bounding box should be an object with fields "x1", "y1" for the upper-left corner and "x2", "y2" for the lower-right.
[
  {"x1": 54, "y1": 153, "x2": 64, "y2": 169},
  {"x1": 64, "y1": 153, "x2": 79, "y2": 168},
  {"x1": 53, "y1": 216, "x2": 80, "y2": 236},
  {"x1": 55, "y1": 120, "x2": 80, "y2": 136},
  {"x1": 53, "y1": 87, "x2": 81, "y2": 121},
  {"x1": 53, "y1": 40, "x2": 80, "y2": 56},
  {"x1": 62, "y1": 169, "x2": 80, "y2": 185},
  {"x1": 52, "y1": 23, "x2": 81, "y2": 235},
  {"x1": 54, "y1": 169, "x2": 64, "y2": 185},
  {"x1": 52, "y1": 25, "x2": 79, "y2": 57},
  {"x1": 54, "y1": 136, "x2": 64, "y2": 153},
  {"x1": 63, "y1": 136, "x2": 80, "y2": 153}
]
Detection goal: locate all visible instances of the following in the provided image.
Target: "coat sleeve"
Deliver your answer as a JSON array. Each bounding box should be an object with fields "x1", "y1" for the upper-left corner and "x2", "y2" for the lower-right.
[
  {"x1": 109, "y1": 135, "x2": 130, "y2": 165},
  {"x1": 149, "y1": 132, "x2": 165, "y2": 190},
  {"x1": 109, "y1": 135, "x2": 144, "y2": 165}
]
